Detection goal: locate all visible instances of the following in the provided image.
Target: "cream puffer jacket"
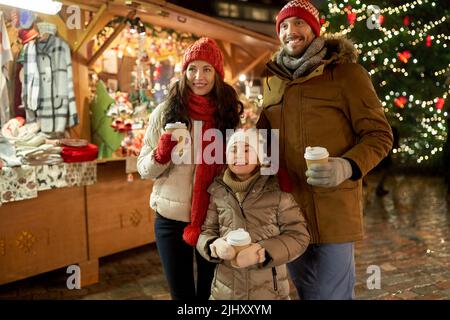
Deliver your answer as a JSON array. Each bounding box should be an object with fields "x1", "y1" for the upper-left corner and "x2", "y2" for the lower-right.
[{"x1": 137, "y1": 102, "x2": 198, "y2": 222}]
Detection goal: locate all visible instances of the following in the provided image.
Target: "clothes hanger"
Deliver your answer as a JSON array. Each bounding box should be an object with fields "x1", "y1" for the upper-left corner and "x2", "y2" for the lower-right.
[{"x1": 36, "y1": 22, "x2": 57, "y2": 42}]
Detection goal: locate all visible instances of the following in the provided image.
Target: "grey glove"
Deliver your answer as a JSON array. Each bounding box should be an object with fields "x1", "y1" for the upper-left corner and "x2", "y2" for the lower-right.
[{"x1": 305, "y1": 157, "x2": 353, "y2": 187}]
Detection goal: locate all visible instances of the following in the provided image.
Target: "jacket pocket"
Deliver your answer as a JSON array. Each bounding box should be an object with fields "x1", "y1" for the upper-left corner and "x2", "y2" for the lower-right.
[
  {"x1": 52, "y1": 97, "x2": 64, "y2": 109},
  {"x1": 311, "y1": 180, "x2": 363, "y2": 242}
]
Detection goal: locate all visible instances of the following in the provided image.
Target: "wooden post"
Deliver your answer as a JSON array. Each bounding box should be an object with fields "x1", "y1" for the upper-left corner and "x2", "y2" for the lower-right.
[
  {"x1": 231, "y1": 51, "x2": 271, "y2": 84},
  {"x1": 87, "y1": 10, "x2": 136, "y2": 67},
  {"x1": 78, "y1": 259, "x2": 99, "y2": 287},
  {"x1": 67, "y1": 9, "x2": 92, "y2": 140},
  {"x1": 73, "y1": 4, "x2": 111, "y2": 53}
]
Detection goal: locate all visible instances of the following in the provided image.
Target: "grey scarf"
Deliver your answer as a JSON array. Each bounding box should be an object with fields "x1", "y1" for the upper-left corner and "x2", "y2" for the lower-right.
[{"x1": 277, "y1": 37, "x2": 327, "y2": 79}]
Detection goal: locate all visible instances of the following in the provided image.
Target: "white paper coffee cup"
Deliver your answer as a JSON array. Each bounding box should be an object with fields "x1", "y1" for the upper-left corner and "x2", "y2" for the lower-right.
[
  {"x1": 165, "y1": 122, "x2": 187, "y2": 132},
  {"x1": 165, "y1": 122, "x2": 188, "y2": 156},
  {"x1": 304, "y1": 146, "x2": 329, "y2": 169},
  {"x1": 227, "y1": 228, "x2": 251, "y2": 266}
]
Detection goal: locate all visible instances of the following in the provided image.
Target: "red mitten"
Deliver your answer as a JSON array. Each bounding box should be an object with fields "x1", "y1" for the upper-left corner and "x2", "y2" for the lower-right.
[
  {"x1": 277, "y1": 166, "x2": 293, "y2": 192},
  {"x1": 154, "y1": 133, "x2": 178, "y2": 164}
]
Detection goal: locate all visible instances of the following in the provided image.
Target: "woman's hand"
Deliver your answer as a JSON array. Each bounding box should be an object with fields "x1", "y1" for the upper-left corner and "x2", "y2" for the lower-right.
[{"x1": 154, "y1": 132, "x2": 178, "y2": 164}]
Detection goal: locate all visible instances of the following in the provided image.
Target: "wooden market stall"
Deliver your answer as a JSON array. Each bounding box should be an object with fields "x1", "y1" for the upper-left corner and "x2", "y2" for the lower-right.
[{"x1": 0, "y1": 0, "x2": 279, "y2": 287}]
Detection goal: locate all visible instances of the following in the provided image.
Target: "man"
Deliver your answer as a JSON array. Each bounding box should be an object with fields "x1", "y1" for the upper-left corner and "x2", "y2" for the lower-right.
[{"x1": 257, "y1": 0, "x2": 393, "y2": 299}]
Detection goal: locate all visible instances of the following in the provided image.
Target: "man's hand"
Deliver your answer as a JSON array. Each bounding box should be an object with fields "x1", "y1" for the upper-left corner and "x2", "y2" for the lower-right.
[
  {"x1": 233, "y1": 243, "x2": 265, "y2": 268},
  {"x1": 209, "y1": 238, "x2": 235, "y2": 260},
  {"x1": 305, "y1": 157, "x2": 352, "y2": 187}
]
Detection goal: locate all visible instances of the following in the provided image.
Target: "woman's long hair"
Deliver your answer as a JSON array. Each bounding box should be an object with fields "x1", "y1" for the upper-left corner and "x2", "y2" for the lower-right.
[{"x1": 163, "y1": 72, "x2": 243, "y2": 134}]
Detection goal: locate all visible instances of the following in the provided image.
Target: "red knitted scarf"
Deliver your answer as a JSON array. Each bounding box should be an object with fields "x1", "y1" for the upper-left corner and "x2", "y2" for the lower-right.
[{"x1": 183, "y1": 93, "x2": 224, "y2": 246}]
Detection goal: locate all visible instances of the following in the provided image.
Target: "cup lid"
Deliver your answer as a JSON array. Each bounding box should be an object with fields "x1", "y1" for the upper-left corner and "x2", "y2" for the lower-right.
[
  {"x1": 226, "y1": 228, "x2": 251, "y2": 246},
  {"x1": 165, "y1": 122, "x2": 187, "y2": 130},
  {"x1": 304, "y1": 146, "x2": 329, "y2": 160}
]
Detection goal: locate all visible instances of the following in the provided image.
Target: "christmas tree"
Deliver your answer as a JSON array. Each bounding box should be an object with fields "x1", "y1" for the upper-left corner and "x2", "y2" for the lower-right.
[{"x1": 319, "y1": 0, "x2": 450, "y2": 169}]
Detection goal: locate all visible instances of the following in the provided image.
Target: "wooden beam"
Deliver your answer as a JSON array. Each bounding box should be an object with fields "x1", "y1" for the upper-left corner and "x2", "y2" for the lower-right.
[
  {"x1": 73, "y1": 4, "x2": 112, "y2": 53},
  {"x1": 106, "y1": 2, "x2": 278, "y2": 52},
  {"x1": 216, "y1": 40, "x2": 236, "y2": 81},
  {"x1": 231, "y1": 51, "x2": 271, "y2": 84},
  {"x1": 59, "y1": 0, "x2": 99, "y2": 12},
  {"x1": 87, "y1": 10, "x2": 137, "y2": 67}
]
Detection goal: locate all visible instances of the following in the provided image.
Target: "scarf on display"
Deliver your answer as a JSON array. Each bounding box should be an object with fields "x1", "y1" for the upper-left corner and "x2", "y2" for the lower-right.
[
  {"x1": 183, "y1": 92, "x2": 224, "y2": 246},
  {"x1": 277, "y1": 37, "x2": 327, "y2": 79}
]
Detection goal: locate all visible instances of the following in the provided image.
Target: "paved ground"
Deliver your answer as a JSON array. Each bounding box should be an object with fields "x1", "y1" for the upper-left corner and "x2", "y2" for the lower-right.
[{"x1": 1, "y1": 172, "x2": 449, "y2": 300}]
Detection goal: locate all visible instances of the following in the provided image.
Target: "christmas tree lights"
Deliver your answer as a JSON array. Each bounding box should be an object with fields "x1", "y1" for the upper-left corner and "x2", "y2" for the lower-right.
[{"x1": 321, "y1": 0, "x2": 450, "y2": 168}]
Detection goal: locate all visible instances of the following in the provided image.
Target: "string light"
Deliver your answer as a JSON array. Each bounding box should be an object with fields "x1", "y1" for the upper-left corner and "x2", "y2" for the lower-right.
[{"x1": 325, "y1": 1, "x2": 449, "y2": 165}]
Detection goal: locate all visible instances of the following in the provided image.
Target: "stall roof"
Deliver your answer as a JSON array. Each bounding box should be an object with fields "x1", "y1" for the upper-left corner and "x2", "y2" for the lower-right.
[{"x1": 60, "y1": 0, "x2": 279, "y2": 53}]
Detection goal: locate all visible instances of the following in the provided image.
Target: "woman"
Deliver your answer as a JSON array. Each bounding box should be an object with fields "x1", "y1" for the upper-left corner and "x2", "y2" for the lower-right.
[{"x1": 137, "y1": 37, "x2": 243, "y2": 300}]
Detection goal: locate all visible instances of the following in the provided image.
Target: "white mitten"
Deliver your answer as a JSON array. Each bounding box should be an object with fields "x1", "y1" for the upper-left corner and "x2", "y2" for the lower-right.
[
  {"x1": 209, "y1": 238, "x2": 236, "y2": 260},
  {"x1": 306, "y1": 157, "x2": 352, "y2": 187}
]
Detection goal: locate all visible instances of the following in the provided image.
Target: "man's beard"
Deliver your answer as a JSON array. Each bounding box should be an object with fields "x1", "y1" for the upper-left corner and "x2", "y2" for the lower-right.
[{"x1": 283, "y1": 36, "x2": 308, "y2": 58}]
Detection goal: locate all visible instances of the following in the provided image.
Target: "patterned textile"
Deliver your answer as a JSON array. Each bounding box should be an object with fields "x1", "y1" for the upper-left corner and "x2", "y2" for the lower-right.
[
  {"x1": 65, "y1": 162, "x2": 97, "y2": 187},
  {"x1": 35, "y1": 163, "x2": 68, "y2": 191},
  {"x1": 0, "y1": 165, "x2": 37, "y2": 203},
  {"x1": 0, "y1": 162, "x2": 97, "y2": 204}
]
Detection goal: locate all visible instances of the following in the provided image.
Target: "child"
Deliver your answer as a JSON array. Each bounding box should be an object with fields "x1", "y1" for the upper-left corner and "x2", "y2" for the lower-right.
[{"x1": 197, "y1": 130, "x2": 310, "y2": 300}]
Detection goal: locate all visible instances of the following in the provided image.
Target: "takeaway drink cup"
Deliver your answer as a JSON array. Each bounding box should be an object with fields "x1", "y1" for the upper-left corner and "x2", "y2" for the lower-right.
[
  {"x1": 165, "y1": 122, "x2": 188, "y2": 156},
  {"x1": 304, "y1": 146, "x2": 329, "y2": 169},
  {"x1": 226, "y1": 228, "x2": 252, "y2": 267}
]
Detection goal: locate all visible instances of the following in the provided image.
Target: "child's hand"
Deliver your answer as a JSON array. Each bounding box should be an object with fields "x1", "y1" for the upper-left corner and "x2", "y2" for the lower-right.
[
  {"x1": 233, "y1": 243, "x2": 265, "y2": 268},
  {"x1": 210, "y1": 238, "x2": 236, "y2": 260}
]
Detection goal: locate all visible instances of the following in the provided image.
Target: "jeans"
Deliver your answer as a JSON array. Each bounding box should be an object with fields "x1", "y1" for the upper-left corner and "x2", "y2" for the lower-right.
[
  {"x1": 287, "y1": 242, "x2": 355, "y2": 300},
  {"x1": 154, "y1": 212, "x2": 216, "y2": 300}
]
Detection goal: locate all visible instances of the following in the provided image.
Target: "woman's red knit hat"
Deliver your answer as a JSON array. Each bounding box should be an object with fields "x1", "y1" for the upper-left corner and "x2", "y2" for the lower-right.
[
  {"x1": 182, "y1": 37, "x2": 225, "y2": 79},
  {"x1": 276, "y1": 0, "x2": 321, "y2": 37}
]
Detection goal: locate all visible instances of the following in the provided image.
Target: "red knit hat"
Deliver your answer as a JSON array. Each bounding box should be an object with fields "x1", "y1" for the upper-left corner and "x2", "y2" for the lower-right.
[
  {"x1": 276, "y1": 0, "x2": 321, "y2": 37},
  {"x1": 18, "y1": 28, "x2": 39, "y2": 44},
  {"x1": 182, "y1": 37, "x2": 225, "y2": 79}
]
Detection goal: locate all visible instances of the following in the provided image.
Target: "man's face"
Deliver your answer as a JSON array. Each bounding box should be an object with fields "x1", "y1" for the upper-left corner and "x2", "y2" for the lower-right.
[{"x1": 279, "y1": 16, "x2": 316, "y2": 58}]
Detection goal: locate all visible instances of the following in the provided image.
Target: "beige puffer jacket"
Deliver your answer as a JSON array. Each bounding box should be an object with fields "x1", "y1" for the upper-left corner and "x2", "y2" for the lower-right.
[
  {"x1": 137, "y1": 102, "x2": 198, "y2": 222},
  {"x1": 197, "y1": 174, "x2": 310, "y2": 300}
]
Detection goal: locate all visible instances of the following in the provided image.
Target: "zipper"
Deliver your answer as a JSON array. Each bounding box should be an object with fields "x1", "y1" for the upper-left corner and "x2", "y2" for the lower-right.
[
  {"x1": 215, "y1": 179, "x2": 246, "y2": 219},
  {"x1": 272, "y1": 267, "x2": 278, "y2": 291}
]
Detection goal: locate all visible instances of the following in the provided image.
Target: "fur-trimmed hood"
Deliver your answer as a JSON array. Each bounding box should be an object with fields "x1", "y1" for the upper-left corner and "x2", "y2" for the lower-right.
[{"x1": 270, "y1": 35, "x2": 359, "y2": 66}]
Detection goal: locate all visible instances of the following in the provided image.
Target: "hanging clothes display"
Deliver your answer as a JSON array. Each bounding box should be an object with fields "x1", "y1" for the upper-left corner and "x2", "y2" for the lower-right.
[
  {"x1": 0, "y1": 11, "x2": 13, "y2": 126},
  {"x1": 13, "y1": 28, "x2": 39, "y2": 118},
  {"x1": 23, "y1": 22, "x2": 79, "y2": 133}
]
